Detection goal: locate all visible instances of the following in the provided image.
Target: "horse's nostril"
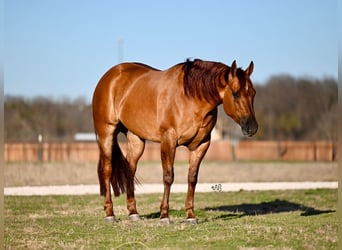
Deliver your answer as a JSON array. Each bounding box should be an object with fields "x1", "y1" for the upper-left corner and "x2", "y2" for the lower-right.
[
  {"x1": 241, "y1": 117, "x2": 258, "y2": 136},
  {"x1": 250, "y1": 121, "x2": 258, "y2": 135}
]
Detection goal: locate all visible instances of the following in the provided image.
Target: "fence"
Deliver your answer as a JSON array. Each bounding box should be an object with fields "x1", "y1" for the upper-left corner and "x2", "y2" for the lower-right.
[{"x1": 4, "y1": 140, "x2": 337, "y2": 162}]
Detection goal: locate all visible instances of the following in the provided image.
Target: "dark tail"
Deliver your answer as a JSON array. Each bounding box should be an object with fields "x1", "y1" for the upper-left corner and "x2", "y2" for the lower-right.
[
  {"x1": 110, "y1": 139, "x2": 135, "y2": 197},
  {"x1": 97, "y1": 134, "x2": 135, "y2": 197}
]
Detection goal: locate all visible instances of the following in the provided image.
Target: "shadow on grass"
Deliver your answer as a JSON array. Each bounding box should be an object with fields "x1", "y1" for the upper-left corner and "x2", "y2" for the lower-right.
[
  {"x1": 143, "y1": 211, "x2": 160, "y2": 219},
  {"x1": 142, "y1": 209, "x2": 187, "y2": 219},
  {"x1": 141, "y1": 200, "x2": 335, "y2": 221},
  {"x1": 204, "y1": 199, "x2": 335, "y2": 220}
]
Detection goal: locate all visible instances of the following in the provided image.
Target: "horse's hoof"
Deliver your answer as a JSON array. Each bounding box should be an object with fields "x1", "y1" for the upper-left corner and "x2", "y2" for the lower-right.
[
  {"x1": 104, "y1": 216, "x2": 116, "y2": 223},
  {"x1": 160, "y1": 218, "x2": 172, "y2": 225},
  {"x1": 185, "y1": 218, "x2": 198, "y2": 224},
  {"x1": 129, "y1": 214, "x2": 141, "y2": 221}
]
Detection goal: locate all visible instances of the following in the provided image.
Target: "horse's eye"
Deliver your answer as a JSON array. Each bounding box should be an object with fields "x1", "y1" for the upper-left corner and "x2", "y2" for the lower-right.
[{"x1": 233, "y1": 92, "x2": 240, "y2": 99}]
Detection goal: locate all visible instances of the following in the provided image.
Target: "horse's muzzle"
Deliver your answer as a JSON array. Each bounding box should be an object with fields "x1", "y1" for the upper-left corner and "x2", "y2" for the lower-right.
[{"x1": 240, "y1": 117, "x2": 258, "y2": 137}]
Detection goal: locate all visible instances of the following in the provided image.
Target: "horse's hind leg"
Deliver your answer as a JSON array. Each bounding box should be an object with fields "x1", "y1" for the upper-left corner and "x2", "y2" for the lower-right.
[
  {"x1": 96, "y1": 124, "x2": 116, "y2": 221},
  {"x1": 126, "y1": 131, "x2": 145, "y2": 220}
]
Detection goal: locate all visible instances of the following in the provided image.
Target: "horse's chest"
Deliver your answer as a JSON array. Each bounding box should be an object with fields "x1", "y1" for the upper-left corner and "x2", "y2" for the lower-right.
[{"x1": 178, "y1": 110, "x2": 217, "y2": 149}]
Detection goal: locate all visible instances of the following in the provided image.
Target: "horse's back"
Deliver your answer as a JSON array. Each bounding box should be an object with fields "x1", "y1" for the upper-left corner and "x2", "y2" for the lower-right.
[{"x1": 96, "y1": 62, "x2": 160, "y2": 90}]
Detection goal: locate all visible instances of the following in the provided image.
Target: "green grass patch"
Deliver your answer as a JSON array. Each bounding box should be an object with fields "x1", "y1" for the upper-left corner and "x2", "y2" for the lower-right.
[{"x1": 5, "y1": 189, "x2": 337, "y2": 249}]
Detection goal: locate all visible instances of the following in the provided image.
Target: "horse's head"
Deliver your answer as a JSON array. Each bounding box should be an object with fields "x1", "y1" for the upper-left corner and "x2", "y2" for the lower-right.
[{"x1": 222, "y1": 61, "x2": 258, "y2": 137}]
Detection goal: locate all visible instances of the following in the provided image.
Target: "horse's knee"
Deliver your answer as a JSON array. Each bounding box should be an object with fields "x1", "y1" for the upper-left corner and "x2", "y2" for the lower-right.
[
  {"x1": 188, "y1": 171, "x2": 198, "y2": 185},
  {"x1": 163, "y1": 169, "x2": 174, "y2": 185}
]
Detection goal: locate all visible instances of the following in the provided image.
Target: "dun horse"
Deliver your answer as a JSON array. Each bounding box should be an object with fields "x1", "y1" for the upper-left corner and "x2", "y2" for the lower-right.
[{"x1": 92, "y1": 59, "x2": 258, "y2": 224}]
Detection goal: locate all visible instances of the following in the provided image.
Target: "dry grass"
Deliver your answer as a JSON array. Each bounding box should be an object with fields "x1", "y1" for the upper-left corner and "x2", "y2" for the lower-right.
[{"x1": 4, "y1": 161, "x2": 338, "y2": 187}]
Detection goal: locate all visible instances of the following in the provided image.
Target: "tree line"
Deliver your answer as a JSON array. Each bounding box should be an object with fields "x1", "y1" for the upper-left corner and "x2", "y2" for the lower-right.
[
  {"x1": 5, "y1": 75, "x2": 337, "y2": 142},
  {"x1": 5, "y1": 96, "x2": 93, "y2": 142}
]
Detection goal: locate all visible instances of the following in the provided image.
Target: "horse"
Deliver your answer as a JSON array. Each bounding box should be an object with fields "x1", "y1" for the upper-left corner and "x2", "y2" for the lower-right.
[{"x1": 92, "y1": 58, "x2": 258, "y2": 224}]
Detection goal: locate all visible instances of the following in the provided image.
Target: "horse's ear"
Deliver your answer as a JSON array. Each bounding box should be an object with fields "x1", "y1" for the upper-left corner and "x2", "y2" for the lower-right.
[
  {"x1": 230, "y1": 60, "x2": 237, "y2": 77},
  {"x1": 245, "y1": 61, "x2": 254, "y2": 76}
]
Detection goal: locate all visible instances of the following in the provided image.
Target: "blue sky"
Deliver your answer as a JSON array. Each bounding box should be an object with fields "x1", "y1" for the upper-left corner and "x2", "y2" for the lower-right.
[{"x1": 4, "y1": 0, "x2": 337, "y2": 101}]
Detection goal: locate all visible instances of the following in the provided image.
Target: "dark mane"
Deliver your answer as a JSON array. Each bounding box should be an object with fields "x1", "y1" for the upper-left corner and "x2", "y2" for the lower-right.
[{"x1": 182, "y1": 59, "x2": 229, "y2": 104}]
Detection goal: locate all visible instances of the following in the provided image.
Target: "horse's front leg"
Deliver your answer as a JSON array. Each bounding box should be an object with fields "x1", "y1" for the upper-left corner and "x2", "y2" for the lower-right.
[
  {"x1": 125, "y1": 131, "x2": 145, "y2": 220},
  {"x1": 159, "y1": 131, "x2": 177, "y2": 224},
  {"x1": 185, "y1": 140, "x2": 211, "y2": 223}
]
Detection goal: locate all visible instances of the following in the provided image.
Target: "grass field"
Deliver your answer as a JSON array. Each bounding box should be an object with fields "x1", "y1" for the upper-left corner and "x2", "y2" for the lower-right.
[{"x1": 5, "y1": 189, "x2": 337, "y2": 249}]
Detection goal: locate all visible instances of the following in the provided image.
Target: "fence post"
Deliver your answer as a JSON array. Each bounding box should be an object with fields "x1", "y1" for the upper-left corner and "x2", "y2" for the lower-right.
[
  {"x1": 313, "y1": 142, "x2": 317, "y2": 161},
  {"x1": 38, "y1": 134, "x2": 43, "y2": 162}
]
